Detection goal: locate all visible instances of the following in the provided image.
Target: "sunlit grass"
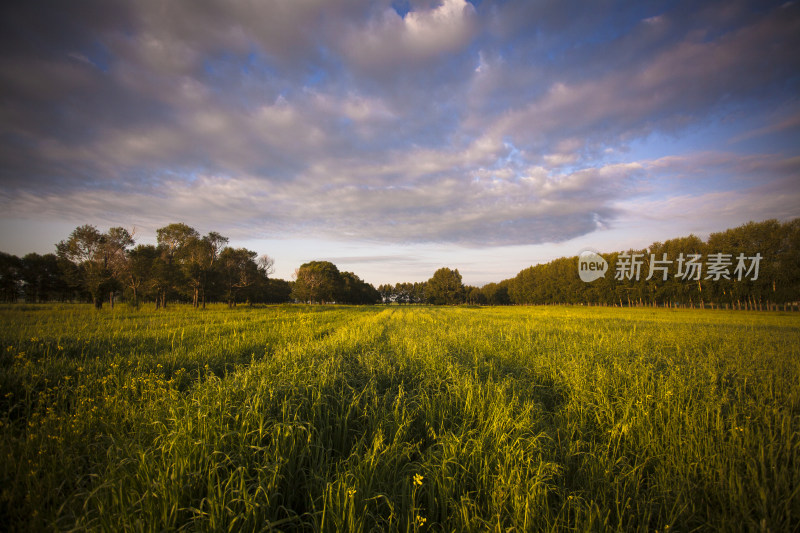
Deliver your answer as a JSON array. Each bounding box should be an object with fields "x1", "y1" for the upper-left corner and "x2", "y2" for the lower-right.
[{"x1": 1, "y1": 304, "x2": 798, "y2": 531}]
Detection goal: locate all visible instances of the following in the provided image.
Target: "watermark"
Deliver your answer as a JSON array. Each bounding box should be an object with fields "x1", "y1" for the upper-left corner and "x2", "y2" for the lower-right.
[
  {"x1": 578, "y1": 248, "x2": 608, "y2": 282},
  {"x1": 578, "y1": 251, "x2": 762, "y2": 282}
]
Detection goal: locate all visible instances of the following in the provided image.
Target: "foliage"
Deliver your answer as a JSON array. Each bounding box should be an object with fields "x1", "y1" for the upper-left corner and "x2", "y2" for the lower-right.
[
  {"x1": 425, "y1": 267, "x2": 465, "y2": 305},
  {"x1": 378, "y1": 282, "x2": 426, "y2": 304},
  {"x1": 19, "y1": 253, "x2": 68, "y2": 303},
  {"x1": 0, "y1": 304, "x2": 798, "y2": 531},
  {"x1": 504, "y1": 219, "x2": 800, "y2": 307},
  {"x1": 6, "y1": 223, "x2": 302, "y2": 307},
  {"x1": 292, "y1": 261, "x2": 344, "y2": 304},
  {"x1": 339, "y1": 271, "x2": 381, "y2": 305},
  {"x1": 0, "y1": 252, "x2": 22, "y2": 302},
  {"x1": 291, "y1": 262, "x2": 380, "y2": 305},
  {"x1": 55, "y1": 225, "x2": 104, "y2": 308},
  {"x1": 218, "y1": 247, "x2": 259, "y2": 307}
]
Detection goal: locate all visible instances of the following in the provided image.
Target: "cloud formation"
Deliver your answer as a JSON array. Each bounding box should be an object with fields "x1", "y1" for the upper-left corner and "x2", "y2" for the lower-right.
[{"x1": 0, "y1": 0, "x2": 798, "y2": 257}]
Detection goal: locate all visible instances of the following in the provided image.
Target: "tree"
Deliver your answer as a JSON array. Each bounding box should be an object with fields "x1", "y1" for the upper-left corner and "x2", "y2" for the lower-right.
[
  {"x1": 377, "y1": 283, "x2": 394, "y2": 303},
  {"x1": 257, "y1": 254, "x2": 275, "y2": 278},
  {"x1": 0, "y1": 252, "x2": 21, "y2": 302},
  {"x1": 339, "y1": 271, "x2": 380, "y2": 304},
  {"x1": 464, "y1": 286, "x2": 483, "y2": 305},
  {"x1": 425, "y1": 268, "x2": 465, "y2": 305},
  {"x1": 20, "y1": 253, "x2": 65, "y2": 302},
  {"x1": 56, "y1": 225, "x2": 111, "y2": 308},
  {"x1": 218, "y1": 247, "x2": 259, "y2": 307},
  {"x1": 481, "y1": 282, "x2": 510, "y2": 305},
  {"x1": 155, "y1": 223, "x2": 199, "y2": 308},
  {"x1": 292, "y1": 261, "x2": 343, "y2": 304},
  {"x1": 104, "y1": 227, "x2": 135, "y2": 308},
  {"x1": 199, "y1": 232, "x2": 229, "y2": 307},
  {"x1": 394, "y1": 282, "x2": 415, "y2": 304},
  {"x1": 124, "y1": 244, "x2": 160, "y2": 307},
  {"x1": 182, "y1": 232, "x2": 229, "y2": 309},
  {"x1": 257, "y1": 278, "x2": 292, "y2": 303}
]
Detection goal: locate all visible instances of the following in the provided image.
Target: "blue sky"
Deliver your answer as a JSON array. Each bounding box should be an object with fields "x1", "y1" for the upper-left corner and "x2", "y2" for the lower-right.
[{"x1": 0, "y1": 0, "x2": 798, "y2": 286}]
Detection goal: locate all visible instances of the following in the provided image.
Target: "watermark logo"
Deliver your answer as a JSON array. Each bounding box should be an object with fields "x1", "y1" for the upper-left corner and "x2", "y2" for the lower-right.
[
  {"x1": 577, "y1": 250, "x2": 762, "y2": 283},
  {"x1": 578, "y1": 248, "x2": 608, "y2": 282}
]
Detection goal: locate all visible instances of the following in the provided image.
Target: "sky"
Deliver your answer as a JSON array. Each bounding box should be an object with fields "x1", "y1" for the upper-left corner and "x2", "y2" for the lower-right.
[{"x1": 0, "y1": 0, "x2": 798, "y2": 286}]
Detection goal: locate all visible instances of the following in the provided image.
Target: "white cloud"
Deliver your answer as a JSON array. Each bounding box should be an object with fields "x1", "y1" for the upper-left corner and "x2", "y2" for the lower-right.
[{"x1": 342, "y1": 0, "x2": 478, "y2": 69}]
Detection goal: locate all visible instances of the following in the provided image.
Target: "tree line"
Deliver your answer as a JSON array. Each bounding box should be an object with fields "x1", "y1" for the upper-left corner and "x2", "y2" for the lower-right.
[
  {"x1": 1, "y1": 218, "x2": 797, "y2": 308},
  {"x1": 0, "y1": 223, "x2": 390, "y2": 308},
  {"x1": 377, "y1": 219, "x2": 800, "y2": 309},
  {"x1": 0, "y1": 223, "x2": 292, "y2": 308}
]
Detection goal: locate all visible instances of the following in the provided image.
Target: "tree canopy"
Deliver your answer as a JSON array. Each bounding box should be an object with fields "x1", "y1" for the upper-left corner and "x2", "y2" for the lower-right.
[{"x1": 425, "y1": 267, "x2": 465, "y2": 305}]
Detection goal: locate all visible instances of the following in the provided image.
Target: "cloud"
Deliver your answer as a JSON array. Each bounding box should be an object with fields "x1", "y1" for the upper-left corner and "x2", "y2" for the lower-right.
[
  {"x1": 0, "y1": 158, "x2": 647, "y2": 246},
  {"x1": 0, "y1": 0, "x2": 797, "y2": 260},
  {"x1": 469, "y1": 1, "x2": 800, "y2": 160},
  {"x1": 728, "y1": 110, "x2": 800, "y2": 145},
  {"x1": 341, "y1": 0, "x2": 478, "y2": 70},
  {"x1": 618, "y1": 152, "x2": 800, "y2": 230}
]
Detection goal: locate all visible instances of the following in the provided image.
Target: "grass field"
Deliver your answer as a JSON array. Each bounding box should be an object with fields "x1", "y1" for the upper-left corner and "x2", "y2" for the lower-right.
[{"x1": 0, "y1": 304, "x2": 798, "y2": 532}]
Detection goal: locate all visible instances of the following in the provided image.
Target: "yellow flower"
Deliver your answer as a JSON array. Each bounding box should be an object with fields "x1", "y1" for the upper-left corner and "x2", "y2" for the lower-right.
[
  {"x1": 347, "y1": 488, "x2": 357, "y2": 497},
  {"x1": 416, "y1": 515, "x2": 426, "y2": 526},
  {"x1": 413, "y1": 473, "x2": 424, "y2": 486}
]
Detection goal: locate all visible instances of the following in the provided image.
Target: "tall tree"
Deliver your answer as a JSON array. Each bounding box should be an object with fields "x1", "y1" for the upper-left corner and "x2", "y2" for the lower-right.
[
  {"x1": 183, "y1": 236, "x2": 214, "y2": 308},
  {"x1": 20, "y1": 253, "x2": 65, "y2": 302},
  {"x1": 256, "y1": 278, "x2": 293, "y2": 303},
  {"x1": 0, "y1": 252, "x2": 21, "y2": 302},
  {"x1": 425, "y1": 268, "x2": 465, "y2": 305},
  {"x1": 155, "y1": 223, "x2": 199, "y2": 308},
  {"x1": 339, "y1": 271, "x2": 380, "y2": 304},
  {"x1": 292, "y1": 261, "x2": 343, "y2": 304},
  {"x1": 56, "y1": 225, "x2": 110, "y2": 309},
  {"x1": 466, "y1": 286, "x2": 486, "y2": 305},
  {"x1": 124, "y1": 244, "x2": 160, "y2": 307},
  {"x1": 218, "y1": 247, "x2": 259, "y2": 307},
  {"x1": 481, "y1": 282, "x2": 510, "y2": 305},
  {"x1": 104, "y1": 227, "x2": 135, "y2": 308}
]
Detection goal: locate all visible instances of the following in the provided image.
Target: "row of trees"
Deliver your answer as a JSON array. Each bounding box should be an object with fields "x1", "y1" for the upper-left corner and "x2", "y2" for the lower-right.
[
  {"x1": 377, "y1": 268, "x2": 500, "y2": 305},
  {"x1": 1, "y1": 218, "x2": 797, "y2": 308},
  {"x1": 0, "y1": 252, "x2": 69, "y2": 303},
  {"x1": 377, "y1": 219, "x2": 799, "y2": 308},
  {"x1": 0, "y1": 223, "x2": 292, "y2": 308},
  {"x1": 504, "y1": 219, "x2": 799, "y2": 308},
  {"x1": 0, "y1": 223, "x2": 387, "y2": 308}
]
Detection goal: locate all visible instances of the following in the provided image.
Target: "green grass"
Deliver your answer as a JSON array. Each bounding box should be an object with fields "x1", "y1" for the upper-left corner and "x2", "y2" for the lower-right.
[{"x1": 1, "y1": 303, "x2": 798, "y2": 531}]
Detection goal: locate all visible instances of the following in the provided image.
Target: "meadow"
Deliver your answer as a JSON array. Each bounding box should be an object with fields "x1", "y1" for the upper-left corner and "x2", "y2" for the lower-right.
[{"x1": 0, "y1": 304, "x2": 798, "y2": 532}]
